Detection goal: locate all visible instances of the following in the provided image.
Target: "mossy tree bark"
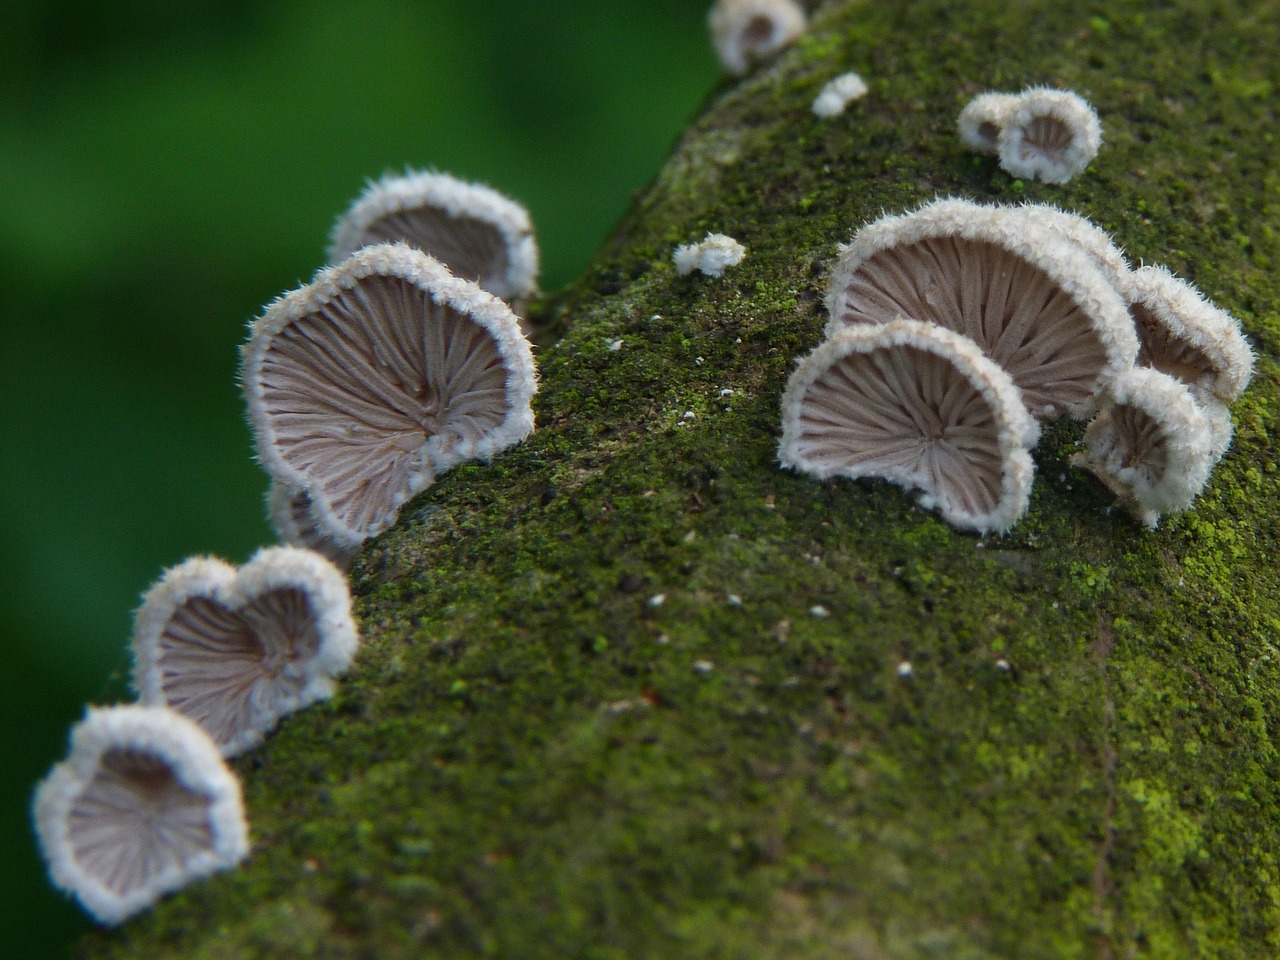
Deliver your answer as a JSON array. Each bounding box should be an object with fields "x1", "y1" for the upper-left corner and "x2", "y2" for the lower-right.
[{"x1": 84, "y1": 0, "x2": 1280, "y2": 957}]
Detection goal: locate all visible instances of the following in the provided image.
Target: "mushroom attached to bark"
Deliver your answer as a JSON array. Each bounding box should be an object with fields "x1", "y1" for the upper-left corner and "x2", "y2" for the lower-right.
[
  {"x1": 708, "y1": 0, "x2": 807, "y2": 77},
  {"x1": 1126, "y1": 264, "x2": 1254, "y2": 404},
  {"x1": 812, "y1": 72, "x2": 868, "y2": 117},
  {"x1": 33, "y1": 704, "x2": 248, "y2": 925},
  {"x1": 1072, "y1": 367, "x2": 1215, "y2": 528},
  {"x1": 826, "y1": 198, "x2": 1137, "y2": 418},
  {"x1": 266, "y1": 480, "x2": 359, "y2": 570},
  {"x1": 328, "y1": 170, "x2": 539, "y2": 308},
  {"x1": 673, "y1": 233, "x2": 747, "y2": 277},
  {"x1": 242, "y1": 242, "x2": 537, "y2": 547},
  {"x1": 997, "y1": 87, "x2": 1102, "y2": 184},
  {"x1": 957, "y1": 91, "x2": 1019, "y2": 155},
  {"x1": 132, "y1": 546, "x2": 359, "y2": 757},
  {"x1": 779, "y1": 318, "x2": 1040, "y2": 534}
]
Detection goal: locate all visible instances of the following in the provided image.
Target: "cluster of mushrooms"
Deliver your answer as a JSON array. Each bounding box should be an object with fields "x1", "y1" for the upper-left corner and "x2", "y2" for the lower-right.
[
  {"x1": 779, "y1": 197, "x2": 1253, "y2": 533},
  {"x1": 35, "y1": 170, "x2": 544, "y2": 924},
  {"x1": 959, "y1": 87, "x2": 1103, "y2": 184}
]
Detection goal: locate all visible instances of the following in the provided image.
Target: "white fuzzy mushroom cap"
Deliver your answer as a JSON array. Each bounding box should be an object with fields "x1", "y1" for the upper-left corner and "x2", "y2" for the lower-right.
[
  {"x1": 957, "y1": 92, "x2": 1019, "y2": 155},
  {"x1": 780, "y1": 318, "x2": 1040, "y2": 534},
  {"x1": 673, "y1": 233, "x2": 747, "y2": 277},
  {"x1": 812, "y1": 72, "x2": 869, "y2": 118},
  {"x1": 1007, "y1": 202, "x2": 1133, "y2": 295},
  {"x1": 266, "y1": 480, "x2": 359, "y2": 570},
  {"x1": 997, "y1": 87, "x2": 1102, "y2": 184},
  {"x1": 1126, "y1": 264, "x2": 1254, "y2": 403},
  {"x1": 328, "y1": 170, "x2": 539, "y2": 306},
  {"x1": 708, "y1": 0, "x2": 807, "y2": 77},
  {"x1": 33, "y1": 704, "x2": 248, "y2": 925},
  {"x1": 132, "y1": 546, "x2": 359, "y2": 757},
  {"x1": 1074, "y1": 367, "x2": 1215, "y2": 528},
  {"x1": 826, "y1": 197, "x2": 1138, "y2": 418},
  {"x1": 242, "y1": 242, "x2": 537, "y2": 547}
]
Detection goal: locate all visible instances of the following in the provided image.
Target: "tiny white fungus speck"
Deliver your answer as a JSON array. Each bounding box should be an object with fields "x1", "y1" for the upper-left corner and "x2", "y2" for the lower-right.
[
  {"x1": 693, "y1": 660, "x2": 715, "y2": 674},
  {"x1": 649, "y1": 594, "x2": 667, "y2": 608},
  {"x1": 673, "y1": 233, "x2": 747, "y2": 277},
  {"x1": 809, "y1": 605, "x2": 830, "y2": 618},
  {"x1": 727, "y1": 594, "x2": 743, "y2": 606},
  {"x1": 812, "y1": 72, "x2": 869, "y2": 117},
  {"x1": 608, "y1": 339, "x2": 624, "y2": 352},
  {"x1": 995, "y1": 659, "x2": 1010, "y2": 670},
  {"x1": 897, "y1": 661, "x2": 914, "y2": 677}
]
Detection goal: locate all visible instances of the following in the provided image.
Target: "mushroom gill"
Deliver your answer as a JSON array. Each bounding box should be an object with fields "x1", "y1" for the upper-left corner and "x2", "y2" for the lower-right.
[
  {"x1": 826, "y1": 198, "x2": 1137, "y2": 418},
  {"x1": 33, "y1": 705, "x2": 247, "y2": 925},
  {"x1": 779, "y1": 318, "x2": 1039, "y2": 533},
  {"x1": 242, "y1": 243, "x2": 537, "y2": 546},
  {"x1": 132, "y1": 547, "x2": 359, "y2": 757},
  {"x1": 328, "y1": 170, "x2": 539, "y2": 307},
  {"x1": 1073, "y1": 367, "x2": 1215, "y2": 528}
]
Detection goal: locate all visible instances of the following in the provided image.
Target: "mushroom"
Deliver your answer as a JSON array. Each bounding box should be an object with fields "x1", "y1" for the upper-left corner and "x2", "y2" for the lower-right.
[
  {"x1": 1007, "y1": 202, "x2": 1133, "y2": 295},
  {"x1": 132, "y1": 546, "x2": 359, "y2": 757},
  {"x1": 779, "y1": 318, "x2": 1040, "y2": 534},
  {"x1": 826, "y1": 198, "x2": 1138, "y2": 418},
  {"x1": 997, "y1": 87, "x2": 1102, "y2": 184},
  {"x1": 957, "y1": 91, "x2": 1019, "y2": 155},
  {"x1": 812, "y1": 72, "x2": 869, "y2": 118},
  {"x1": 708, "y1": 0, "x2": 807, "y2": 77},
  {"x1": 1072, "y1": 367, "x2": 1215, "y2": 528},
  {"x1": 33, "y1": 704, "x2": 248, "y2": 925},
  {"x1": 1126, "y1": 264, "x2": 1254, "y2": 404},
  {"x1": 673, "y1": 232, "x2": 747, "y2": 277},
  {"x1": 242, "y1": 242, "x2": 537, "y2": 546},
  {"x1": 328, "y1": 169, "x2": 539, "y2": 309},
  {"x1": 266, "y1": 480, "x2": 359, "y2": 570}
]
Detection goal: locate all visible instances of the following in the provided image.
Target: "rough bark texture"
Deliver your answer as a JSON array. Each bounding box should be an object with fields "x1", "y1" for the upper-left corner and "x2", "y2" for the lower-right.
[{"x1": 82, "y1": 0, "x2": 1280, "y2": 957}]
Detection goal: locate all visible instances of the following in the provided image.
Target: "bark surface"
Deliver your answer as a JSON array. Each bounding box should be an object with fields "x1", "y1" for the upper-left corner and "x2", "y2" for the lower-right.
[{"x1": 84, "y1": 0, "x2": 1280, "y2": 957}]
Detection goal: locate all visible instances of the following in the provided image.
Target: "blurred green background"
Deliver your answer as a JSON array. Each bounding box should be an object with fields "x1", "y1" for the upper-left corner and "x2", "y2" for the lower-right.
[{"x1": 0, "y1": 0, "x2": 718, "y2": 951}]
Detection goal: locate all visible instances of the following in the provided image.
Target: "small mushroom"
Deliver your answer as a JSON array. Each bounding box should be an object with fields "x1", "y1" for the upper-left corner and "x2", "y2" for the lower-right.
[
  {"x1": 673, "y1": 232, "x2": 747, "y2": 277},
  {"x1": 266, "y1": 480, "x2": 359, "y2": 570},
  {"x1": 779, "y1": 318, "x2": 1040, "y2": 534},
  {"x1": 1073, "y1": 367, "x2": 1215, "y2": 528},
  {"x1": 328, "y1": 169, "x2": 539, "y2": 309},
  {"x1": 242, "y1": 242, "x2": 537, "y2": 546},
  {"x1": 33, "y1": 704, "x2": 248, "y2": 925},
  {"x1": 812, "y1": 72, "x2": 869, "y2": 118},
  {"x1": 708, "y1": 0, "x2": 807, "y2": 77},
  {"x1": 132, "y1": 546, "x2": 359, "y2": 757},
  {"x1": 957, "y1": 91, "x2": 1019, "y2": 155},
  {"x1": 997, "y1": 87, "x2": 1102, "y2": 184},
  {"x1": 1126, "y1": 264, "x2": 1254, "y2": 404},
  {"x1": 826, "y1": 198, "x2": 1137, "y2": 418}
]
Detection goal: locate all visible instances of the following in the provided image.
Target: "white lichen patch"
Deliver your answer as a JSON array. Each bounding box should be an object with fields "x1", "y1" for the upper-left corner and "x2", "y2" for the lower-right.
[
  {"x1": 673, "y1": 233, "x2": 747, "y2": 277},
  {"x1": 33, "y1": 705, "x2": 248, "y2": 925},
  {"x1": 812, "y1": 72, "x2": 868, "y2": 117}
]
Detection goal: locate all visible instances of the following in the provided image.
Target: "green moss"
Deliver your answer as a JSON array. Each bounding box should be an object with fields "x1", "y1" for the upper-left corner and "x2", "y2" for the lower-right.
[{"x1": 82, "y1": 0, "x2": 1280, "y2": 957}]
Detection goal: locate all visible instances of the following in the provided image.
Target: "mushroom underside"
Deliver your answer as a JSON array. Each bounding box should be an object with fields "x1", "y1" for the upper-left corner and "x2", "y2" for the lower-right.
[
  {"x1": 66, "y1": 748, "x2": 215, "y2": 899},
  {"x1": 833, "y1": 237, "x2": 1110, "y2": 414},
  {"x1": 257, "y1": 273, "x2": 510, "y2": 538},
  {"x1": 787, "y1": 343, "x2": 1017, "y2": 523},
  {"x1": 352, "y1": 210, "x2": 513, "y2": 298},
  {"x1": 154, "y1": 590, "x2": 322, "y2": 749}
]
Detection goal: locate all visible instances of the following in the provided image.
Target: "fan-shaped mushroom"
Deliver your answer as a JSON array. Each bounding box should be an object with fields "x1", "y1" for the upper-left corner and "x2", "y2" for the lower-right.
[
  {"x1": 1126, "y1": 264, "x2": 1253, "y2": 404},
  {"x1": 328, "y1": 170, "x2": 539, "y2": 309},
  {"x1": 242, "y1": 242, "x2": 537, "y2": 546},
  {"x1": 1073, "y1": 367, "x2": 1215, "y2": 528},
  {"x1": 708, "y1": 0, "x2": 807, "y2": 77},
  {"x1": 779, "y1": 318, "x2": 1039, "y2": 533},
  {"x1": 997, "y1": 87, "x2": 1102, "y2": 184},
  {"x1": 957, "y1": 92, "x2": 1018, "y2": 155},
  {"x1": 132, "y1": 546, "x2": 359, "y2": 757},
  {"x1": 33, "y1": 705, "x2": 248, "y2": 925},
  {"x1": 826, "y1": 198, "x2": 1137, "y2": 418}
]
